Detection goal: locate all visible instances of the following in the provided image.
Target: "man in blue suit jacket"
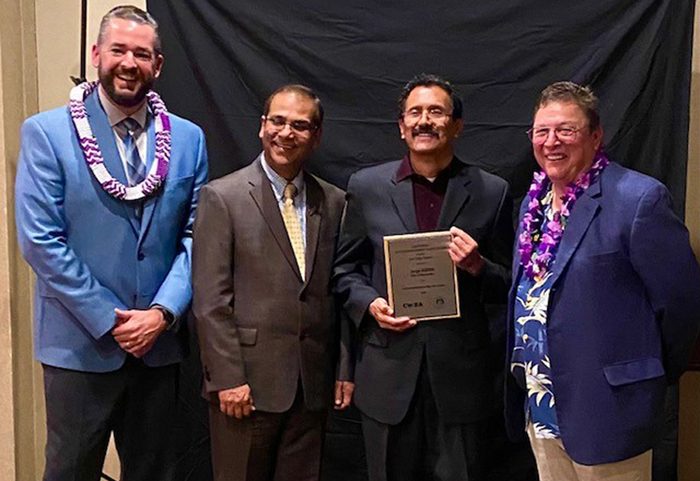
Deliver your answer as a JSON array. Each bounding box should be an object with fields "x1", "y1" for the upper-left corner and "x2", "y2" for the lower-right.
[
  {"x1": 15, "y1": 6, "x2": 207, "y2": 480},
  {"x1": 505, "y1": 82, "x2": 700, "y2": 481}
]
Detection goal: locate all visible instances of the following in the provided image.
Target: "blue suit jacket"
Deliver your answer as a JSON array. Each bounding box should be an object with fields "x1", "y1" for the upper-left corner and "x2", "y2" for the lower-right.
[
  {"x1": 505, "y1": 162, "x2": 700, "y2": 465},
  {"x1": 15, "y1": 90, "x2": 208, "y2": 372}
]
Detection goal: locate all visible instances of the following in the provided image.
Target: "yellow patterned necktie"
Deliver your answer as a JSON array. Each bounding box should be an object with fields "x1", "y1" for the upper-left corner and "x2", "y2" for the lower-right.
[{"x1": 282, "y1": 183, "x2": 305, "y2": 279}]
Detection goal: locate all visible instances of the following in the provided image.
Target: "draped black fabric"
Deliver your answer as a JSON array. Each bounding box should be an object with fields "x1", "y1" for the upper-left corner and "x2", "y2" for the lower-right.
[
  {"x1": 151, "y1": 0, "x2": 693, "y2": 212},
  {"x1": 148, "y1": 1, "x2": 694, "y2": 479}
]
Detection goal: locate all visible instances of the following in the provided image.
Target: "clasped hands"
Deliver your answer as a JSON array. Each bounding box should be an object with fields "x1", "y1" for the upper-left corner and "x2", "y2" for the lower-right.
[
  {"x1": 111, "y1": 307, "x2": 168, "y2": 358},
  {"x1": 217, "y1": 380, "x2": 354, "y2": 419},
  {"x1": 370, "y1": 226, "x2": 484, "y2": 332}
]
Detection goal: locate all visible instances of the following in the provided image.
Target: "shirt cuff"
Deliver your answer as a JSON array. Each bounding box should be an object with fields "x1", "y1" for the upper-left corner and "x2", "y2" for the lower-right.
[{"x1": 151, "y1": 304, "x2": 176, "y2": 330}]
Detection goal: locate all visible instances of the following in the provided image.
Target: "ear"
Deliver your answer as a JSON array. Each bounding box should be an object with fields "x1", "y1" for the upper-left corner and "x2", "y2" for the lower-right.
[
  {"x1": 453, "y1": 118, "x2": 464, "y2": 138},
  {"x1": 258, "y1": 116, "x2": 266, "y2": 140},
  {"x1": 91, "y1": 44, "x2": 100, "y2": 69},
  {"x1": 153, "y1": 53, "x2": 164, "y2": 79},
  {"x1": 398, "y1": 118, "x2": 407, "y2": 139},
  {"x1": 591, "y1": 125, "x2": 603, "y2": 150},
  {"x1": 312, "y1": 126, "x2": 323, "y2": 149}
]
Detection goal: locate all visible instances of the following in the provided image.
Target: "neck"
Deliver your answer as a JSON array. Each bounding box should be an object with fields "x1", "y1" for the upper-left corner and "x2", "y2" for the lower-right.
[
  {"x1": 551, "y1": 183, "x2": 566, "y2": 210},
  {"x1": 98, "y1": 84, "x2": 146, "y2": 117},
  {"x1": 272, "y1": 164, "x2": 302, "y2": 182},
  {"x1": 409, "y1": 150, "x2": 453, "y2": 178}
]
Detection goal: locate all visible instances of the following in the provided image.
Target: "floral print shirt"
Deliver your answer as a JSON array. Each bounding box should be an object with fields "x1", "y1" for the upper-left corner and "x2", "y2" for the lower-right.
[{"x1": 511, "y1": 190, "x2": 561, "y2": 439}]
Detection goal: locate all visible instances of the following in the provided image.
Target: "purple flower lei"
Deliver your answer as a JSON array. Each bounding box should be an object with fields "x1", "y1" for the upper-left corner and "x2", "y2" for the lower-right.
[
  {"x1": 69, "y1": 81, "x2": 171, "y2": 201},
  {"x1": 518, "y1": 151, "x2": 610, "y2": 280}
]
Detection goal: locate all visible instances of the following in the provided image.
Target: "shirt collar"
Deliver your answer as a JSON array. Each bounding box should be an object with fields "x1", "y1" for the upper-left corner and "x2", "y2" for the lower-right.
[
  {"x1": 260, "y1": 152, "x2": 304, "y2": 201},
  {"x1": 98, "y1": 85, "x2": 148, "y2": 130},
  {"x1": 395, "y1": 155, "x2": 457, "y2": 183}
]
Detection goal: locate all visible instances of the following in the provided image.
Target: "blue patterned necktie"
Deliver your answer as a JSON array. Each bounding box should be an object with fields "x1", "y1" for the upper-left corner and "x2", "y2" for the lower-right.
[{"x1": 118, "y1": 117, "x2": 146, "y2": 186}]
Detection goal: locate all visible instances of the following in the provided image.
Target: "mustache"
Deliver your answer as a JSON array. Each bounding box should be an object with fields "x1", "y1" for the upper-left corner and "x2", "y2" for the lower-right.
[{"x1": 411, "y1": 125, "x2": 439, "y2": 137}]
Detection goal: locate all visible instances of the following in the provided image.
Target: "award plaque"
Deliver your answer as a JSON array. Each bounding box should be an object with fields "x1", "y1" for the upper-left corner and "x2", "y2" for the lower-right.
[{"x1": 383, "y1": 231, "x2": 460, "y2": 321}]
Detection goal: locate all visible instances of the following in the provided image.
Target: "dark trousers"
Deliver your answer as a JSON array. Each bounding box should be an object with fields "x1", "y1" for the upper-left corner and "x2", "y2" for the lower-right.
[
  {"x1": 42, "y1": 357, "x2": 178, "y2": 481},
  {"x1": 209, "y1": 387, "x2": 326, "y2": 481},
  {"x1": 361, "y1": 361, "x2": 487, "y2": 481}
]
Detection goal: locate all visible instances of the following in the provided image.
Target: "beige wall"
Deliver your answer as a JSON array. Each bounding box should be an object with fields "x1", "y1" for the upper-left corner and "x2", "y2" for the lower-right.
[
  {"x1": 678, "y1": 3, "x2": 700, "y2": 481},
  {"x1": 1, "y1": 0, "x2": 41, "y2": 479},
  {"x1": 0, "y1": 1, "x2": 699, "y2": 480},
  {"x1": 1, "y1": 2, "x2": 142, "y2": 479}
]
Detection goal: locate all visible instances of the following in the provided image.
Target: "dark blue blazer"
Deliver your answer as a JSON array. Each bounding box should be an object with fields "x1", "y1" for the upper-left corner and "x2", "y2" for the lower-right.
[{"x1": 505, "y1": 162, "x2": 700, "y2": 465}]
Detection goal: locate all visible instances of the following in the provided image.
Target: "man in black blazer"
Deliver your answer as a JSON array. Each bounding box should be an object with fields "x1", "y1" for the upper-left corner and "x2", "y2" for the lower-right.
[{"x1": 333, "y1": 74, "x2": 513, "y2": 481}]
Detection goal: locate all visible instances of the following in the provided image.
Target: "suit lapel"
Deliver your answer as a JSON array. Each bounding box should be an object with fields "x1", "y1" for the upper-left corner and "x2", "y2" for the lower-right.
[
  {"x1": 390, "y1": 168, "x2": 418, "y2": 233},
  {"x1": 85, "y1": 92, "x2": 139, "y2": 236},
  {"x1": 137, "y1": 118, "x2": 158, "y2": 247},
  {"x1": 303, "y1": 175, "x2": 323, "y2": 289},
  {"x1": 549, "y1": 181, "x2": 602, "y2": 283},
  {"x1": 248, "y1": 158, "x2": 302, "y2": 280},
  {"x1": 438, "y1": 160, "x2": 472, "y2": 229}
]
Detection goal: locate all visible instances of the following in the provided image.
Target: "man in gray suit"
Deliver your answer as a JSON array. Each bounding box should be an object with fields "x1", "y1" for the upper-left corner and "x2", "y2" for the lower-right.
[
  {"x1": 192, "y1": 84, "x2": 354, "y2": 481},
  {"x1": 333, "y1": 74, "x2": 514, "y2": 481}
]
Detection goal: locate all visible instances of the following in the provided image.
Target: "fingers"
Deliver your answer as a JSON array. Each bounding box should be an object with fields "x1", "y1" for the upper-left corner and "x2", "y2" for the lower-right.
[
  {"x1": 113, "y1": 309, "x2": 167, "y2": 353},
  {"x1": 369, "y1": 298, "x2": 416, "y2": 332},
  {"x1": 220, "y1": 399, "x2": 234, "y2": 417},
  {"x1": 377, "y1": 315, "x2": 416, "y2": 332},
  {"x1": 449, "y1": 226, "x2": 485, "y2": 276},
  {"x1": 334, "y1": 381, "x2": 355, "y2": 410},
  {"x1": 114, "y1": 308, "x2": 133, "y2": 323},
  {"x1": 228, "y1": 400, "x2": 255, "y2": 419},
  {"x1": 369, "y1": 297, "x2": 392, "y2": 318},
  {"x1": 449, "y1": 227, "x2": 476, "y2": 257},
  {"x1": 218, "y1": 386, "x2": 255, "y2": 418},
  {"x1": 334, "y1": 381, "x2": 345, "y2": 409}
]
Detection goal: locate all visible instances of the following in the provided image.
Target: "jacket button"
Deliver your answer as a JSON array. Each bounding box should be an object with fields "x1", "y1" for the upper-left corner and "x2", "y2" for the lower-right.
[{"x1": 137, "y1": 252, "x2": 145, "y2": 261}]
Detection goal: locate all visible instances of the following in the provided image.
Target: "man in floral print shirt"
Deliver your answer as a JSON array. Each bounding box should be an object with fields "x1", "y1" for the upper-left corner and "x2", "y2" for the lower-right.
[{"x1": 506, "y1": 81, "x2": 700, "y2": 481}]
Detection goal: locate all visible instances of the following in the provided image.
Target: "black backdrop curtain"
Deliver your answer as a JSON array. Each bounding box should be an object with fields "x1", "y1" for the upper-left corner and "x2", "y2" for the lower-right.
[
  {"x1": 147, "y1": 1, "x2": 695, "y2": 479},
  {"x1": 150, "y1": 0, "x2": 693, "y2": 211}
]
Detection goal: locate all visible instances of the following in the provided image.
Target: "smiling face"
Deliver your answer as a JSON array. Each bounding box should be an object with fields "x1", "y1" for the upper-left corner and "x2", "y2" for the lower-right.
[
  {"x1": 532, "y1": 100, "x2": 603, "y2": 188},
  {"x1": 399, "y1": 85, "x2": 463, "y2": 161},
  {"x1": 91, "y1": 18, "x2": 162, "y2": 110},
  {"x1": 258, "y1": 91, "x2": 321, "y2": 180}
]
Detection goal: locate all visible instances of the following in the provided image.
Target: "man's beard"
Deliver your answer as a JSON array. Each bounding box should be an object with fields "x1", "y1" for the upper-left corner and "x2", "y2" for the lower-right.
[{"x1": 99, "y1": 67, "x2": 154, "y2": 108}]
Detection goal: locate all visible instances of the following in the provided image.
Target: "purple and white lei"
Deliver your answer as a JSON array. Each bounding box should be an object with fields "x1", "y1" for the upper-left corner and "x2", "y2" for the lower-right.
[
  {"x1": 518, "y1": 151, "x2": 610, "y2": 280},
  {"x1": 69, "y1": 81, "x2": 171, "y2": 200}
]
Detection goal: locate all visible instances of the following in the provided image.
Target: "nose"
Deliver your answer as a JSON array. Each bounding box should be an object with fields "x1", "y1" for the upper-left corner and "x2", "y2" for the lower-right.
[
  {"x1": 543, "y1": 129, "x2": 560, "y2": 147},
  {"x1": 277, "y1": 122, "x2": 294, "y2": 136},
  {"x1": 121, "y1": 51, "x2": 137, "y2": 68},
  {"x1": 417, "y1": 109, "x2": 432, "y2": 124}
]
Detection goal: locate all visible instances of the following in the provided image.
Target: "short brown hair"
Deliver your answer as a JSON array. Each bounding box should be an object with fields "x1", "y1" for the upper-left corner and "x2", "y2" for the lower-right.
[
  {"x1": 534, "y1": 81, "x2": 600, "y2": 130},
  {"x1": 263, "y1": 84, "x2": 324, "y2": 127},
  {"x1": 98, "y1": 5, "x2": 161, "y2": 54}
]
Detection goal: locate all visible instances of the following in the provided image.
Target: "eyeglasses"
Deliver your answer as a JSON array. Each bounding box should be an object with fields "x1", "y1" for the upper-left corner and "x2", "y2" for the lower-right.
[
  {"x1": 402, "y1": 107, "x2": 452, "y2": 124},
  {"x1": 264, "y1": 115, "x2": 318, "y2": 134},
  {"x1": 527, "y1": 125, "x2": 586, "y2": 144}
]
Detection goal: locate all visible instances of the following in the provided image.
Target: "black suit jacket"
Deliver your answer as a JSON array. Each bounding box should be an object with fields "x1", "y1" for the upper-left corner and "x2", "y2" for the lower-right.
[
  {"x1": 333, "y1": 157, "x2": 513, "y2": 424},
  {"x1": 193, "y1": 156, "x2": 350, "y2": 413}
]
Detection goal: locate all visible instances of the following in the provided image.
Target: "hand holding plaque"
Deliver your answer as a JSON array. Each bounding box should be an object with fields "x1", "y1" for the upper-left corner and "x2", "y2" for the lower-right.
[{"x1": 383, "y1": 231, "x2": 460, "y2": 321}]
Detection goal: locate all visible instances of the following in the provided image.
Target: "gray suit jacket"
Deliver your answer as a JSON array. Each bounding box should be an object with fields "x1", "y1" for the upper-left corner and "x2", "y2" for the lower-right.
[{"x1": 192, "y1": 156, "x2": 350, "y2": 413}]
